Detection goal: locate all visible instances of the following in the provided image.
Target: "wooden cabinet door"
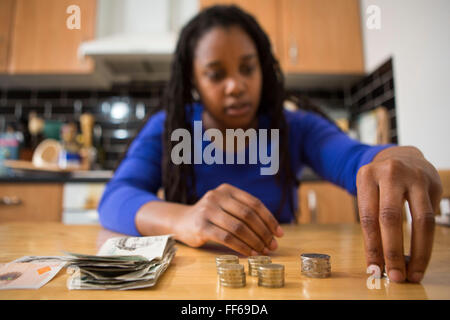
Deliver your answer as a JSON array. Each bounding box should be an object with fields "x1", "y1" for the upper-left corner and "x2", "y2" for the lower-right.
[
  {"x1": 439, "y1": 170, "x2": 450, "y2": 199},
  {"x1": 0, "y1": 183, "x2": 63, "y2": 222},
  {"x1": 280, "y1": 0, "x2": 364, "y2": 74},
  {"x1": 0, "y1": 0, "x2": 15, "y2": 72},
  {"x1": 199, "y1": 0, "x2": 282, "y2": 59},
  {"x1": 8, "y1": 0, "x2": 96, "y2": 74},
  {"x1": 297, "y1": 182, "x2": 357, "y2": 223}
]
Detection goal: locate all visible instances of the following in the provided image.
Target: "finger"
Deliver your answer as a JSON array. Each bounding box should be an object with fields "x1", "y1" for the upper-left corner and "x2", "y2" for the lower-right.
[
  {"x1": 407, "y1": 185, "x2": 435, "y2": 283},
  {"x1": 429, "y1": 180, "x2": 443, "y2": 214},
  {"x1": 208, "y1": 202, "x2": 268, "y2": 254},
  {"x1": 203, "y1": 221, "x2": 256, "y2": 256},
  {"x1": 219, "y1": 184, "x2": 283, "y2": 237},
  {"x1": 218, "y1": 195, "x2": 275, "y2": 250},
  {"x1": 356, "y1": 167, "x2": 384, "y2": 270},
  {"x1": 379, "y1": 181, "x2": 406, "y2": 282}
]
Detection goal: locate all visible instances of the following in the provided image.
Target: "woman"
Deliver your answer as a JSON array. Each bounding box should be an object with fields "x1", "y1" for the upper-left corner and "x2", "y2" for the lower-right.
[{"x1": 98, "y1": 5, "x2": 442, "y2": 283}]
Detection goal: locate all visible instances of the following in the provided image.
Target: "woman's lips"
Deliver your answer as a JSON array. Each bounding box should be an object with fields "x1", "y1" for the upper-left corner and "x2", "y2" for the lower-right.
[{"x1": 225, "y1": 102, "x2": 252, "y2": 117}]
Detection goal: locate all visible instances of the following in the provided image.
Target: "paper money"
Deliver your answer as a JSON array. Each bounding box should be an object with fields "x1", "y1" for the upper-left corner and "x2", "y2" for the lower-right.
[
  {"x1": 1, "y1": 235, "x2": 176, "y2": 291},
  {"x1": 96, "y1": 235, "x2": 174, "y2": 260},
  {"x1": 0, "y1": 258, "x2": 66, "y2": 290},
  {"x1": 67, "y1": 246, "x2": 176, "y2": 290},
  {"x1": 66, "y1": 235, "x2": 176, "y2": 290}
]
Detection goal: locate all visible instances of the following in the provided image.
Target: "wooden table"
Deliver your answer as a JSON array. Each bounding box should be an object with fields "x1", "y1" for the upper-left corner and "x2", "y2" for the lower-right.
[{"x1": 0, "y1": 222, "x2": 449, "y2": 300}]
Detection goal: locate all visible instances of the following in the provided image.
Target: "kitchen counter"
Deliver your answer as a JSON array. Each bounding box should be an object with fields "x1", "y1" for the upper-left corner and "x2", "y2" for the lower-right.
[
  {"x1": 0, "y1": 167, "x2": 322, "y2": 184},
  {"x1": 0, "y1": 222, "x2": 449, "y2": 299},
  {"x1": 0, "y1": 166, "x2": 113, "y2": 183}
]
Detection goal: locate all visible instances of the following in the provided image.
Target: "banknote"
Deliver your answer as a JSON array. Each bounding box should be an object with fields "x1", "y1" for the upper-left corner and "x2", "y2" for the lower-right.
[
  {"x1": 67, "y1": 245, "x2": 176, "y2": 290},
  {"x1": 96, "y1": 234, "x2": 175, "y2": 261},
  {"x1": 1, "y1": 235, "x2": 176, "y2": 291},
  {"x1": 0, "y1": 258, "x2": 66, "y2": 290}
]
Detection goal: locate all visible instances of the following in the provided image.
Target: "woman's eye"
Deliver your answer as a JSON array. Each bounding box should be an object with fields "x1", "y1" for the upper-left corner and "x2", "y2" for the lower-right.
[
  {"x1": 241, "y1": 64, "x2": 255, "y2": 75},
  {"x1": 207, "y1": 71, "x2": 224, "y2": 81}
]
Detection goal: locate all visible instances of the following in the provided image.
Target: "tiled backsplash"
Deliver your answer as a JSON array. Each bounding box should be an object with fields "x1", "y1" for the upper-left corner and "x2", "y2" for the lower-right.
[
  {"x1": 0, "y1": 59, "x2": 396, "y2": 170},
  {"x1": 348, "y1": 58, "x2": 397, "y2": 143},
  {"x1": 0, "y1": 82, "x2": 166, "y2": 170}
]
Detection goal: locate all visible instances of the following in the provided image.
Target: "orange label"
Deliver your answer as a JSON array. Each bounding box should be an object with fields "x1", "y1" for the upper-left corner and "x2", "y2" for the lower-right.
[{"x1": 37, "y1": 266, "x2": 51, "y2": 275}]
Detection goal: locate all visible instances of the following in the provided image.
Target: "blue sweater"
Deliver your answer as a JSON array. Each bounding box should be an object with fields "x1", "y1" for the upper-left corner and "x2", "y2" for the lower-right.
[{"x1": 98, "y1": 103, "x2": 392, "y2": 236}]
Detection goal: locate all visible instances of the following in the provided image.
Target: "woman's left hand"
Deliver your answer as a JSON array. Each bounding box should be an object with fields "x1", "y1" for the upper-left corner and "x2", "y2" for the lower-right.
[{"x1": 356, "y1": 146, "x2": 442, "y2": 283}]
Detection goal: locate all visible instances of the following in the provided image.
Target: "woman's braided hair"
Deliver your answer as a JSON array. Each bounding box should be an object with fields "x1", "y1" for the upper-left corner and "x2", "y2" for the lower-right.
[{"x1": 161, "y1": 5, "x2": 332, "y2": 217}]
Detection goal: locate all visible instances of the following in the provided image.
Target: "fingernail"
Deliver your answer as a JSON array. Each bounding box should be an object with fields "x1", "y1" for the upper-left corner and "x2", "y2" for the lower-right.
[
  {"x1": 251, "y1": 250, "x2": 259, "y2": 256},
  {"x1": 263, "y1": 247, "x2": 270, "y2": 255},
  {"x1": 388, "y1": 269, "x2": 405, "y2": 282},
  {"x1": 410, "y1": 272, "x2": 424, "y2": 283},
  {"x1": 276, "y1": 226, "x2": 284, "y2": 237},
  {"x1": 269, "y1": 238, "x2": 278, "y2": 251}
]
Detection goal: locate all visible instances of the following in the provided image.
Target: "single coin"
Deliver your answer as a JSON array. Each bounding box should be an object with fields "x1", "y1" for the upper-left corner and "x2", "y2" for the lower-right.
[
  {"x1": 220, "y1": 279, "x2": 246, "y2": 284},
  {"x1": 301, "y1": 253, "x2": 330, "y2": 260},
  {"x1": 258, "y1": 278, "x2": 284, "y2": 282},
  {"x1": 218, "y1": 274, "x2": 245, "y2": 279},
  {"x1": 259, "y1": 264, "x2": 284, "y2": 271},
  {"x1": 301, "y1": 271, "x2": 331, "y2": 278},
  {"x1": 220, "y1": 282, "x2": 246, "y2": 288},
  {"x1": 216, "y1": 255, "x2": 239, "y2": 266},
  {"x1": 258, "y1": 280, "x2": 284, "y2": 288},
  {"x1": 217, "y1": 263, "x2": 244, "y2": 270}
]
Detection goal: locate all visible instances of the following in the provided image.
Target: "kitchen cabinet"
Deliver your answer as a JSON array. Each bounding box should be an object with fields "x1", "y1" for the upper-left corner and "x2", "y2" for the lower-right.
[
  {"x1": 280, "y1": 0, "x2": 364, "y2": 73},
  {"x1": 62, "y1": 182, "x2": 105, "y2": 225},
  {"x1": 200, "y1": 0, "x2": 364, "y2": 74},
  {"x1": 8, "y1": 0, "x2": 96, "y2": 74},
  {"x1": 0, "y1": 0, "x2": 15, "y2": 72},
  {"x1": 439, "y1": 170, "x2": 450, "y2": 199},
  {"x1": 0, "y1": 183, "x2": 63, "y2": 223},
  {"x1": 297, "y1": 181, "x2": 357, "y2": 223}
]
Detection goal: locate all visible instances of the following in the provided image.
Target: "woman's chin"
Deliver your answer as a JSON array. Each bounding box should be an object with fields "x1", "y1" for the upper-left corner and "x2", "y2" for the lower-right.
[
  {"x1": 224, "y1": 115, "x2": 257, "y2": 130},
  {"x1": 223, "y1": 108, "x2": 259, "y2": 130}
]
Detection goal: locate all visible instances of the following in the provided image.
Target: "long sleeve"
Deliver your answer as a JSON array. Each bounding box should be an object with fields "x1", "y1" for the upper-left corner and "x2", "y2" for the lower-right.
[
  {"x1": 296, "y1": 111, "x2": 394, "y2": 195},
  {"x1": 97, "y1": 111, "x2": 166, "y2": 236}
]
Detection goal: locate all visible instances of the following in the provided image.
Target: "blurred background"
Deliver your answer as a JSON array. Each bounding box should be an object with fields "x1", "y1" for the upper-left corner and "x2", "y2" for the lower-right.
[{"x1": 0, "y1": 0, "x2": 449, "y2": 226}]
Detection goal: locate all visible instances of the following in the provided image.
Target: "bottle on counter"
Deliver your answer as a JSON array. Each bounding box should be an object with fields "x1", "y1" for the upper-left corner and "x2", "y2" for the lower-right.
[
  {"x1": 79, "y1": 113, "x2": 97, "y2": 170},
  {"x1": 59, "y1": 122, "x2": 82, "y2": 169},
  {"x1": 28, "y1": 111, "x2": 45, "y2": 152},
  {"x1": 93, "y1": 124, "x2": 106, "y2": 170}
]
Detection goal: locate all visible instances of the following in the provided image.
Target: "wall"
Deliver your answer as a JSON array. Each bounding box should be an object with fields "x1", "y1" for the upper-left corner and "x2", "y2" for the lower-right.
[{"x1": 360, "y1": 0, "x2": 450, "y2": 169}]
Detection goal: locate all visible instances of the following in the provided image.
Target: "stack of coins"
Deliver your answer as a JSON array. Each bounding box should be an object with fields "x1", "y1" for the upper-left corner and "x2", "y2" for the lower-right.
[
  {"x1": 300, "y1": 253, "x2": 331, "y2": 278},
  {"x1": 215, "y1": 255, "x2": 239, "y2": 270},
  {"x1": 248, "y1": 256, "x2": 272, "y2": 277},
  {"x1": 217, "y1": 263, "x2": 246, "y2": 288},
  {"x1": 258, "y1": 264, "x2": 285, "y2": 288}
]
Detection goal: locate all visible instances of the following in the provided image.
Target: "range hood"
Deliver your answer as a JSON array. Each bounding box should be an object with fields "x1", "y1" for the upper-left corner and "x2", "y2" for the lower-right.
[
  {"x1": 79, "y1": 0, "x2": 198, "y2": 83},
  {"x1": 79, "y1": 32, "x2": 177, "y2": 83}
]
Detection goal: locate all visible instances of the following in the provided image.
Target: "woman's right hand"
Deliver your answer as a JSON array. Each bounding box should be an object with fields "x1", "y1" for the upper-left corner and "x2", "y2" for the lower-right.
[{"x1": 176, "y1": 183, "x2": 284, "y2": 256}]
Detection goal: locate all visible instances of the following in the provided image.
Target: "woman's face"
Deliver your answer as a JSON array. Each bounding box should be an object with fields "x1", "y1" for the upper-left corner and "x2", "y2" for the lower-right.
[{"x1": 193, "y1": 25, "x2": 262, "y2": 130}]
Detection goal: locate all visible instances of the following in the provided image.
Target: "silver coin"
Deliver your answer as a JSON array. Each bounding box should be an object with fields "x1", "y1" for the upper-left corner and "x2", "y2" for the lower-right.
[
  {"x1": 220, "y1": 278, "x2": 246, "y2": 284},
  {"x1": 258, "y1": 281, "x2": 284, "y2": 288},
  {"x1": 259, "y1": 264, "x2": 284, "y2": 272},
  {"x1": 301, "y1": 253, "x2": 330, "y2": 260},
  {"x1": 302, "y1": 271, "x2": 331, "y2": 278},
  {"x1": 220, "y1": 274, "x2": 245, "y2": 279},
  {"x1": 216, "y1": 255, "x2": 239, "y2": 266},
  {"x1": 220, "y1": 280, "x2": 246, "y2": 288},
  {"x1": 216, "y1": 255, "x2": 239, "y2": 261}
]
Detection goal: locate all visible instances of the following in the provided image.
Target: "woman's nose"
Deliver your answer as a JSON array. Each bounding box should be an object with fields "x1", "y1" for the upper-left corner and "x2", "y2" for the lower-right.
[{"x1": 225, "y1": 75, "x2": 246, "y2": 97}]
